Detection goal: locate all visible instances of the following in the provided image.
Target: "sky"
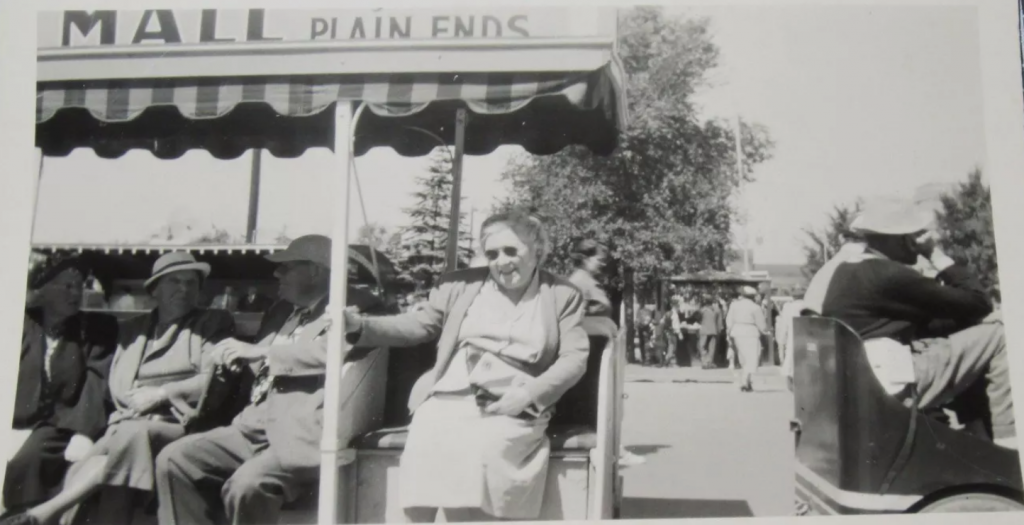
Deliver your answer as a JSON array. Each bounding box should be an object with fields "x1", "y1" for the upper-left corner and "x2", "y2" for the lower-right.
[{"x1": 32, "y1": 4, "x2": 987, "y2": 265}]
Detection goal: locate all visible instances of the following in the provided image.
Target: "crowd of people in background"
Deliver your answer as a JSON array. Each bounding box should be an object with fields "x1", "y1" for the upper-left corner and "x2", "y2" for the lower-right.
[{"x1": 632, "y1": 285, "x2": 791, "y2": 391}]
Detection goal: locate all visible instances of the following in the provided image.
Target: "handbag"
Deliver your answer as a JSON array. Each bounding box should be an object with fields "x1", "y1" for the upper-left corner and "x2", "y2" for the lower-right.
[
  {"x1": 184, "y1": 364, "x2": 254, "y2": 434},
  {"x1": 466, "y1": 350, "x2": 544, "y2": 420}
]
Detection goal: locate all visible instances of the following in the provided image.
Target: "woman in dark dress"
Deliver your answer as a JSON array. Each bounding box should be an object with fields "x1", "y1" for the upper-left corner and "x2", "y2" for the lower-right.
[{"x1": 3, "y1": 252, "x2": 118, "y2": 517}]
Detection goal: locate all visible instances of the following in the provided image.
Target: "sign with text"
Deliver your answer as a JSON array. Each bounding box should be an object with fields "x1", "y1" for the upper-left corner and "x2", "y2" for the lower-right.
[{"x1": 38, "y1": 8, "x2": 614, "y2": 48}]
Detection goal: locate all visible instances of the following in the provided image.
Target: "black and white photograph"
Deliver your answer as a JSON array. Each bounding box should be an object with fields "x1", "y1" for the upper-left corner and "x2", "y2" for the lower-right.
[{"x1": 1, "y1": 1, "x2": 1024, "y2": 524}]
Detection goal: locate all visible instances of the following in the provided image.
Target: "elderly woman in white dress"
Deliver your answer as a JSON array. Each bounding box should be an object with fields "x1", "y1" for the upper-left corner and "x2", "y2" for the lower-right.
[{"x1": 345, "y1": 211, "x2": 590, "y2": 522}]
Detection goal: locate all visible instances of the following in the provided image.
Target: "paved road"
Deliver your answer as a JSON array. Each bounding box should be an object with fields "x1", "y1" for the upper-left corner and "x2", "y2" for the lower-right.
[{"x1": 618, "y1": 365, "x2": 795, "y2": 519}]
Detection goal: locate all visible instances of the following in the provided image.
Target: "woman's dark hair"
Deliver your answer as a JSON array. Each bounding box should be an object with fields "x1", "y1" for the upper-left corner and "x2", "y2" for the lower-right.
[{"x1": 569, "y1": 239, "x2": 607, "y2": 266}]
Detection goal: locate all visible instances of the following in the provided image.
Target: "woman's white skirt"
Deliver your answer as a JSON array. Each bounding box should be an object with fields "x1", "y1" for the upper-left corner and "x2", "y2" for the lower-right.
[
  {"x1": 399, "y1": 393, "x2": 551, "y2": 519},
  {"x1": 732, "y1": 334, "x2": 762, "y2": 375}
]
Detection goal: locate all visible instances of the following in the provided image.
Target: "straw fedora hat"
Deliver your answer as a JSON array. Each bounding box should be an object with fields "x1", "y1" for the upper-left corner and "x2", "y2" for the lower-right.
[{"x1": 144, "y1": 252, "x2": 211, "y2": 291}]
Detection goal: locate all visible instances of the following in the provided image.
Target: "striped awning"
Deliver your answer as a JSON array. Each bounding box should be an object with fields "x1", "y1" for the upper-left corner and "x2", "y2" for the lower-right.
[{"x1": 36, "y1": 64, "x2": 624, "y2": 159}]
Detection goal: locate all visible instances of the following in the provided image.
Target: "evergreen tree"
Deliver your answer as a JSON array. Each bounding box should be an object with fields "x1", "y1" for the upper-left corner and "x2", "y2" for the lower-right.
[
  {"x1": 936, "y1": 169, "x2": 1000, "y2": 295},
  {"x1": 399, "y1": 147, "x2": 473, "y2": 289},
  {"x1": 801, "y1": 201, "x2": 862, "y2": 278}
]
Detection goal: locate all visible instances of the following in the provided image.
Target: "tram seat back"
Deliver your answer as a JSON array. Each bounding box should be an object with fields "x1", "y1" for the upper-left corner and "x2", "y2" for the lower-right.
[
  {"x1": 381, "y1": 340, "x2": 437, "y2": 428},
  {"x1": 793, "y1": 316, "x2": 908, "y2": 495},
  {"x1": 794, "y1": 316, "x2": 1023, "y2": 513}
]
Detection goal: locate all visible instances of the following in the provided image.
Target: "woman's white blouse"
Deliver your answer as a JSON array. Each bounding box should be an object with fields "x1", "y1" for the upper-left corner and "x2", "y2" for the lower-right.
[{"x1": 432, "y1": 275, "x2": 547, "y2": 394}]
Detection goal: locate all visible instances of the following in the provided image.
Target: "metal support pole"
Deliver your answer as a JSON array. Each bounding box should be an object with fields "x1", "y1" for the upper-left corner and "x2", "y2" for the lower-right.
[
  {"x1": 445, "y1": 109, "x2": 467, "y2": 273},
  {"x1": 246, "y1": 148, "x2": 262, "y2": 243},
  {"x1": 319, "y1": 103, "x2": 354, "y2": 525},
  {"x1": 30, "y1": 148, "x2": 44, "y2": 240},
  {"x1": 467, "y1": 206, "x2": 475, "y2": 256}
]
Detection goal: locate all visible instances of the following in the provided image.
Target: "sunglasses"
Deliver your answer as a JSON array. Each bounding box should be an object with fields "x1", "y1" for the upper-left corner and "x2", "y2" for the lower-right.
[{"x1": 484, "y1": 247, "x2": 519, "y2": 261}]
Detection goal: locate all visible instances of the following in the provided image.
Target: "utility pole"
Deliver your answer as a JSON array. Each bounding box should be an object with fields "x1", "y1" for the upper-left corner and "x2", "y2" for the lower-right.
[
  {"x1": 735, "y1": 114, "x2": 750, "y2": 273},
  {"x1": 445, "y1": 109, "x2": 467, "y2": 272}
]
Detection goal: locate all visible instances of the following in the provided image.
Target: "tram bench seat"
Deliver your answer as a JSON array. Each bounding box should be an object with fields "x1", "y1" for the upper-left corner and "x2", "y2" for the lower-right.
[{"x1": 353, "y1": 423, "x2": 598, "y2": 451}]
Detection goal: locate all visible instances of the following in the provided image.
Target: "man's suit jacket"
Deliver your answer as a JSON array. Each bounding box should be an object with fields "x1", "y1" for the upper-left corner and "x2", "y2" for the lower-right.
[
  {"x1": 242, "y1": 287, "x2": 387, "y2": 470},
  {"x1": 251, "y1": 298, "x2": 331, "y2": 471},
  {"x1": 350, "y1": 267, "x2": 590, "y2": 414},
  {"x1": 699, "y1": 306, "x2": 722, "y2": 336}
]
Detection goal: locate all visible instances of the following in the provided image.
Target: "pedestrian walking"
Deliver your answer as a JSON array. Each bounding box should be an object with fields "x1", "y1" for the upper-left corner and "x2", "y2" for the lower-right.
[
  {"x1": 698, "y1": 294, "x2": 722, "y2": 369},
  {"x1": 726, "y1": 286, "x2": 768, "y2": 392}
]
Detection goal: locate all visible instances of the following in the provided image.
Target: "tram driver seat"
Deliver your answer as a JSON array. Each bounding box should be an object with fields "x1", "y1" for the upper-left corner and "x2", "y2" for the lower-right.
[{"x1": 793, "y1": 316, "x2": 1023, "y2": 514}]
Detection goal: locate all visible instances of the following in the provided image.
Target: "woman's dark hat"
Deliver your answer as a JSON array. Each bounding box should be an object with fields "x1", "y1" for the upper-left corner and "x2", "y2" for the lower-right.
[{"x1": 27, "y1": 250, "x2": 90, "y2": 290}]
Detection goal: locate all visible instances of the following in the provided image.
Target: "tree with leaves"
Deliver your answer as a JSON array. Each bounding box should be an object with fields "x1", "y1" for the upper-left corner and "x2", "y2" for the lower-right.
[
  {"x1": 271, "y1": 226, "x2": 293, "y2": 245},
  {"x1": 190, "y1": 225, "x2": 242, "y2": 245},
  {"x1": 398, "y1": 147, "x2": 473, "y2": 289},
  {"x1": 356, "y1": 223, "x2": 390, "y2": 251},
  {"x1": 935, "y1": 169, "x2": 999, "y2": 295},
  {"x1": 356, "y1": 222, "x2": 404, "y2": 272},
  {"x1": 499, "y1": 7, "x2": 775, "y2": 355},
  {"x1": 800, "y1": 201, "x2": 862, "y2": 279}
]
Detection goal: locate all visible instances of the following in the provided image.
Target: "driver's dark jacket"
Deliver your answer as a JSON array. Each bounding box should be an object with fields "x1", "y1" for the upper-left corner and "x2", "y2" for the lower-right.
[{"x1": 820, "y1": 258, "x2": 991, "y2": 344}]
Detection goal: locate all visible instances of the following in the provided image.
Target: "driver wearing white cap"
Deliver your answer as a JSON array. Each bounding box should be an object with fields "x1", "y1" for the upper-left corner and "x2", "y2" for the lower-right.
[{"x1": 812, "y1": 201, "x2": 1014, "y2": 449}]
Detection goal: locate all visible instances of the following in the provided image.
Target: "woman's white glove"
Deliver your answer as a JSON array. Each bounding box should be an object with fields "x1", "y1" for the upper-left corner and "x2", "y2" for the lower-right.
[{"x1": 64, "y1": 433, "x2": 94, "y2": 463}]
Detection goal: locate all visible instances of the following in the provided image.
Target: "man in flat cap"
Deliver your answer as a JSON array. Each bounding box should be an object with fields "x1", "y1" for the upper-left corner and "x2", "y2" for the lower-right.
[
  {"x1": 807, "y1": 201, "x2": 1014, "y2": 449},
  {"x1": 154, "y1": 234, "x2": 382, "y2": 525}
]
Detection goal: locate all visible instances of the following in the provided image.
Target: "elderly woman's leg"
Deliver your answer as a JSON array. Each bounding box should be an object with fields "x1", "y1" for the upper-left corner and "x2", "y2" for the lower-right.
[
  {"x1": 27, "y1": 420, "x2": 183, "y2": 525},
  {"x1": 66, "y1": 486, "x2": 140, "y2": 525},
  {"x1": 3, "y1": 428, "x2": 75, "y2": 517},
  {"x1": 735, "y1": 336, "x2": 759, "y2": 391},
  {"x1": 14, "y1": 455, "x2": 107, "y2": 525}
]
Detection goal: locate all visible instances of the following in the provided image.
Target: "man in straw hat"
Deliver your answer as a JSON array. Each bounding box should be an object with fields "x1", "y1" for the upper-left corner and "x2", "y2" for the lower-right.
[
  {"x1": 155, "y1": 234, "x2": 381, "y2": 525},
  {"x1": 809, "y1": 201, "x2": 1014, "y2": 449}
]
